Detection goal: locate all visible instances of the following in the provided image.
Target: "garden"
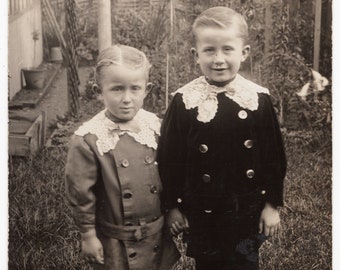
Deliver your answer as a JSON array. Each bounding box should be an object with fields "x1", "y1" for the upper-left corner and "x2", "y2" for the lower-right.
[{"x1": 8, "y1": 0, "x2": 332, "y2": 269}]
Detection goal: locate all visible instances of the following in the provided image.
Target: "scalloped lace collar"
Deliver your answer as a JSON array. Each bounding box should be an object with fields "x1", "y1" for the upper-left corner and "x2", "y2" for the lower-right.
[
  {"x1": 75, "y1": 109, "x2": 160, "y2": 155},
  {"x1": 173, "y1": 74, "x2": 269, "y2": 123}
]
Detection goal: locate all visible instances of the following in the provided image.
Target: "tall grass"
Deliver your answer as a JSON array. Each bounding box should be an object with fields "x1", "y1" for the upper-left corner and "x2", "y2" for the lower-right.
[
  {"x1": 259, "y1": 136, "x2": 332, "y2": 269},
  {"x1": 8, "y1": 98, "x2": 332, "y2": 269}
]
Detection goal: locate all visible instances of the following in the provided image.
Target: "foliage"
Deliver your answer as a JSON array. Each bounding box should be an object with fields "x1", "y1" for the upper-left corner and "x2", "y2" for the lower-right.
[
  {"x1": 76, "y1": 35, "x2": 98, "y2": 64},
  {"x1": 259, "y1": 1, "x2": 331, "y2": 140},
  {"x1": 111, "y1": 4, "x2": 170, "y2": 116}
]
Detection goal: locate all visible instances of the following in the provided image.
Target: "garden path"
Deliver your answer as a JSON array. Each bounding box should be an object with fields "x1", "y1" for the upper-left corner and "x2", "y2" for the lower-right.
[{"x1": 22, "y1": 65, "x2": 93, "y2": 139}]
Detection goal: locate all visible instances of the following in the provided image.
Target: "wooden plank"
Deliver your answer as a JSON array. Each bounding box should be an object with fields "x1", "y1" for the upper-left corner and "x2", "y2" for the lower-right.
[
  {"x1": 9, "y1": 111, "x2": 46, "y2": 156},
  {"x1": 28, "y1": 121, "x2": 40, "y2": 155},
  {"x1": 313, "y1": 0, "x2": 322, "y2": 71},
  {"x1": 9, "y1": 135, "x2": 31, "y2": 156}
]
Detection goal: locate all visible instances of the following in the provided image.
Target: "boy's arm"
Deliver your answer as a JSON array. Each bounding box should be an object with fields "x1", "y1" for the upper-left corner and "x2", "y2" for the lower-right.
[
  {"x1": 65, "y1": 135, "x2": 104, "y2": 264},
  {"x1": 65, "y1": 135, "x2": 98, "y2": 232},
  {"x1": 257, "y1": 94, "x2": 287, "y2": 208},
  {"x1": 158, "y1": 94, "x2": 190, "y2": 211}
]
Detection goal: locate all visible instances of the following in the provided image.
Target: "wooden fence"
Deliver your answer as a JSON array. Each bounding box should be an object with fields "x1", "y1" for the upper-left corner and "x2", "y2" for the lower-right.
[{"x1": 9, "y1": 0, "x2": 38, "y2": 18}]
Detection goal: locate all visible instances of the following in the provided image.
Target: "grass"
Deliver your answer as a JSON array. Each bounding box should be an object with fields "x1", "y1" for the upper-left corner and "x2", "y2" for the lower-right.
[{"x1": 8, "y1": 97, "x2": 332, "y2": 269}]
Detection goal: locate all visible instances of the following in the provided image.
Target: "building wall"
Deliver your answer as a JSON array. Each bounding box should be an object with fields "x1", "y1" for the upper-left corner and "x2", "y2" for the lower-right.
[{"x1": 8, "y1": 0, "x2": 43, "y2": 99}]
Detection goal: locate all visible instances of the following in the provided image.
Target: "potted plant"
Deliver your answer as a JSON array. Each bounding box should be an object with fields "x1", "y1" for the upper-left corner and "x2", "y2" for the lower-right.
[{"x1": 22, "y1": 30, "x2": 46, "y2": 89}]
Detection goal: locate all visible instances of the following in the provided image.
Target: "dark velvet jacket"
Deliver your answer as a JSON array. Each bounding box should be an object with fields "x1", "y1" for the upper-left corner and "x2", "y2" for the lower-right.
[{"x1": 158, "y1": 77, "x2": 287, "y2": 216}]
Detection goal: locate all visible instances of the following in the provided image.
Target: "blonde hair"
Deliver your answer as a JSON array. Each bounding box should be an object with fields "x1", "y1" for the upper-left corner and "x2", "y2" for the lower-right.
[
  {"x1": 95, "y1": 45, "x2": 151, "y2": 86},
  {"x1": 192, "y1": 6, "x2": 249, "y2": 44}
]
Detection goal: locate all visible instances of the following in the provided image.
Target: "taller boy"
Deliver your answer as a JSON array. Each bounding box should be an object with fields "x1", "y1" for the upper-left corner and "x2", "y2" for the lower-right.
[{"x1": 158, "y1": 6, "x2": 287, "y2": 270}]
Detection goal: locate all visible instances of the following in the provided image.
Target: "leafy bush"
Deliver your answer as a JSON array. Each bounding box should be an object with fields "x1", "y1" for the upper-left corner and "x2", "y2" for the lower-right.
[
  {"x1": 76, "y1": 35, "x2": 98, "y2": 64},
  {"x1": 258, "y1": 2, "x2": 331, "y2": 141}
]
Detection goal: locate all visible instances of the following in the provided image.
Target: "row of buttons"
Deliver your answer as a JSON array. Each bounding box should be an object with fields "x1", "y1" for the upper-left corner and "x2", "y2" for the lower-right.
[
  {"x1": 201, "y1": 169, "x2": 255, "y2": 183},
  {"x1": 199, "y1": 139, "x2": 253, "y2": 154},
  {"x1": 123, "y1": 185, "x2": 158, "y2": 199},
  {"x1": 121, "y1": 157, "x2": 157, "y2": 168},
  {"x1": 128, "y1": 244, "x2": 160, "y2": 259}
]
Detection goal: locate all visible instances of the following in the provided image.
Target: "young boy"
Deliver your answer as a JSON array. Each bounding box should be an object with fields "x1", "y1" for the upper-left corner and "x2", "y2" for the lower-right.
[
  {"x1": 158, "y1": 7, "x2": 286, "y2": 270},
  {"x1": 65, "y1": 45, "x2": 179, "y2": 270}
]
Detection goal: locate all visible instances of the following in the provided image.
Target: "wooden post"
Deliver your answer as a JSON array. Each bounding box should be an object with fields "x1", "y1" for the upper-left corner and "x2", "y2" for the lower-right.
[
  {"x1": 165, "y1": 0, "x2": 174, "y2": 109},
  {"x1": 98, "y1": 0, "x2": 112, "y2": 52},
  {"x1": 264, "y1": 1, "x2": 272, "y2": 58},
  {"x1": 313, "y1": 0, "x2": 322, "y2": 71}
]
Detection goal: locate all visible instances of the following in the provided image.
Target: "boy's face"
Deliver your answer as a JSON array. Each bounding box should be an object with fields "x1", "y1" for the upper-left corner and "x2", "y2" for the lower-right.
[
  {"x1": 192, "y1": 26, "x2": 250, "y2": 83},
  {"x1": 100, "y1": 65, "x2": 149, "y2": 122}
]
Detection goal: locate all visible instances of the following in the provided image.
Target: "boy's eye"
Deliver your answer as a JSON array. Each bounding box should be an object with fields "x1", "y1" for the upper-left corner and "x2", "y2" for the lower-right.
[
  {"x1": 203, "y1": 47, "x2": 215, "y2": 53},
  {"x1": 111, "y1": 86, "x2": 123, "y2": 91},
  {"x1": 223, "y1": 47, "x2": 233, "y2": 52},
  {"x1": 131, "y1": 85, "x2": 142, "y2": 91}
]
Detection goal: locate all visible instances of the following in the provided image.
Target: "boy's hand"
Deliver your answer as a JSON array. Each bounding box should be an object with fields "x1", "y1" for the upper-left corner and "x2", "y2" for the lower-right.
[
  {"x1": 81, "y1": 229, "x2": 104, "y2": 264},
  {"x1": 259, "y1": 202, "x2": 281, "y2": 237},
  {"x1": 166, "y1": 208, "x2": 189, "y2": 236}
]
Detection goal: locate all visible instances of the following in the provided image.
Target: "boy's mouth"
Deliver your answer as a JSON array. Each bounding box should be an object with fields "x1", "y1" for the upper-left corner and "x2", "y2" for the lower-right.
[
  {"x1": 120, "y1": 107, "x2": 133, "y2": 111},
  {"x1": 212, "y1": 68, "x2": 227, "y2": 71}
]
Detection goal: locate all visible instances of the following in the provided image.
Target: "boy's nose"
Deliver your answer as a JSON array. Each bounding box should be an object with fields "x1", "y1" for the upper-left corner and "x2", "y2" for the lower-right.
[
  {"x1": 122, "y1": 90, "x2": 132, "y2": 103},
  {"x1": 214, "y1": 51, "x2": 225, "y2": 64}
]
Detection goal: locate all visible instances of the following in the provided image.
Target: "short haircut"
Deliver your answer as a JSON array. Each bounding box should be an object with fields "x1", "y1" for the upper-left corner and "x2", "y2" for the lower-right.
[
  {"x1": 192, "y1": 6, "x2": 249, "y2": 44},
  {"x1": 96, "y1": 44, "x2": 151, "y2": 85}
]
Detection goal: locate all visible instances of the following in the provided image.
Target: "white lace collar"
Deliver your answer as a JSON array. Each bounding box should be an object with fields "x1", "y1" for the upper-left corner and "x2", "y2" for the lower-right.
[
  {"x1": 173, "y1": 74, "x2": 269, "y2": 123},
  {"x1": 75, "y1": 109, "x2": 161, "y2": 155}
]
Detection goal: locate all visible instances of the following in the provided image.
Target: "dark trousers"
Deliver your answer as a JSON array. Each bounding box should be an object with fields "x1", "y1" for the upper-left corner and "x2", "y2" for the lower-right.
[
  {"x1": 195, "y1": 256, "x2": 259, "y2": 270},
  {"x1": 192, "y1": 233, "x2": 267, "y2": 270}
]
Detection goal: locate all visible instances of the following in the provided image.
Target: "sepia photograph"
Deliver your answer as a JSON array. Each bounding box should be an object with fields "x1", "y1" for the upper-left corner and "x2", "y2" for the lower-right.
[{"x1": 6, "y1": 0, "x2": 333, "y2": 269}]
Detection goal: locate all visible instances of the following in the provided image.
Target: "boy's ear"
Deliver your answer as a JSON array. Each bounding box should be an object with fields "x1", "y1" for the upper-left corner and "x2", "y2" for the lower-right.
[
  {"x1": 241, "y1": 45, "x2": 251, "y2": 62},
  {"x1": 146, "y1": 82, "x2": 153, "y2": 95},
  {"x1": 190, "y1": 48, "x2": 199, "y2": 63}
]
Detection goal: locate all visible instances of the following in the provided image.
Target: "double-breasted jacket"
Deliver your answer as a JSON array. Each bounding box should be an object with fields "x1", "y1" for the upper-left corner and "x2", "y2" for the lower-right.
[
  {"x1": 158, "y1": 74, "x2": 287, "y2": 258},
  {"x1": 65, "y1": 109, "x2": 179, "y2": 270}
]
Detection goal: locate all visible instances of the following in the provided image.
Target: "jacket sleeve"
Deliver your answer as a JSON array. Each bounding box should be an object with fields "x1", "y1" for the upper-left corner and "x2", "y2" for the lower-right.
[
  {"x1": 65, "y1": 135, "x2": 98, "y2": 233},
  {"x1": 157, "y1": 94, "x2": 190, "y2": 210},
  {"x1": 257, "y1": 94, "x2": 287, "y2": 207}
]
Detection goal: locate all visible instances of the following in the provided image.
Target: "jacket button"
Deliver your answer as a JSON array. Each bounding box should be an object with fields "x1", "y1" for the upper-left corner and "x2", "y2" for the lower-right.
[
  {"x1": 244, "y1": 139, "x2": 253, "y2": 148},
  {"x1": 261, "y1": 190, "x2": 266, "y2": 195},
  {"x1": 121, "y1": 159, "x2": 129, "y2": 167},
  {"x1": 177, "y1": 198, "x2": 182, "y2": 203},
  {"x1": 202, "y1": 174, "x2": 211, "y2": 183},
  {"x1": 199, "y1": 144, "x2": 208, "y2": 153},
  {"x1": 238, "y1": 110, "x2": 248, "y2": 119},
  {"x1": 246, "y1": 169, "x2": 255, "y2": 178},
  {"x1": 153, "y1": 245, "x2": 160, "y2": 253},
  {"x1": 150, "y1": 185, "x2": 158, "y2": 194},
  {"x1": 204, "y1": 209, "x2": 213, "y2": 214},
  {"x1": 154, "y1": 161, "x2": 158, "y2": 165},
  {"x1": 129, "y1": 252, "x2": 137, "y2": 258},
  {"x1": 123, "y1": 192, "x2": 132, "y2": 199},
  {"x1": 145, "y1": 156, "x2": 153, "y2": 164}
]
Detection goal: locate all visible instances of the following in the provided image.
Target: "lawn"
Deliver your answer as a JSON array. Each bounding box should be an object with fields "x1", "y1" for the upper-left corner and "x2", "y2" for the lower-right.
[{"x1": 8, "y1": 96, "x2": 332, "y2": 269}]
